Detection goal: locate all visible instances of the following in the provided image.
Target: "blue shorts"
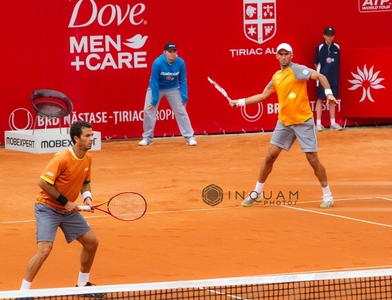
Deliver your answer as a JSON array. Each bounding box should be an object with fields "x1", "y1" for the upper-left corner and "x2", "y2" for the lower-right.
[
  {"x1": 317, "y1": 85, "x2": 339, "y2": 100},
  {"x1": 35, "y1": 203, "x2": 91, "y2": 243},
  {"x1": 271, "y1": 118, "x2": 318, "y2": 152}
]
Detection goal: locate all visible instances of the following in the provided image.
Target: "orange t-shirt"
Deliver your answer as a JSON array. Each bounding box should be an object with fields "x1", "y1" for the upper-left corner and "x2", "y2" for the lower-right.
[
  {"x1": 37, "y1": 148, "x2": 92, "y2": 211},
  {"x1": 267, "y1": 62, "x2": 313, "y2": 126}
]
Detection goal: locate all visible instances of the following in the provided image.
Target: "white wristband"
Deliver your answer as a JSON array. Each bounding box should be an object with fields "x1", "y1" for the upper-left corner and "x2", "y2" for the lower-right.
[
  {"x1": 325, "y1": 89, "x2": 333, "y2": 97},
  {"x1": 238, "y1": 98, "x2": 246, "y2": 106},
  {"x1": 82, "y1": 191, "x2": 92, "y2": 201}
]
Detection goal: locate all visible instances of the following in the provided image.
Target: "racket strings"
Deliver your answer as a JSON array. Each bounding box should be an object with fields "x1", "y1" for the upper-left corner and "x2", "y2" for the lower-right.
[{"x1": 108, "y1": 193, "x2": 146, "y2": 221}]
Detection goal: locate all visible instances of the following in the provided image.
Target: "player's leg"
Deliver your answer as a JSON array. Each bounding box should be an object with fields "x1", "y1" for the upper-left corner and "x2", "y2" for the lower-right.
[
  {"x1": 75, "y1": 231, "x2": 103, "y2": 296},
  {"x1": 305, "y1": 152, "x2": 333, "y2": 208},
  {"x1": 140, "y1": 88, "x2": 160, "y2": 145},
  {"x1": 242, "y1": 121, "x2": 294, "y2": 207},
  {"x1": 62, "y1": 211, "x2": 99, "y2": 287},
  {"x1": 258, "y1": 144, "x2": 283, "y2": 182},
  {"x1": 260, "y1": 120, "x2": 296, "y2": 182},
  {"x1": 76, "y1": 230, "x2": 99, "y2": 274},
  {"x1": 20, "y1": 203, "x2": 61, "y2": 289},
  {"x1": 165, "y1": 89, "x2": 196, "y2": 145},
  {"x1": 295, "y1": 118, "x2": 334, "y2": 208},
  {"x1": 22, "y1": 241, "x2": 54, "y2": 284},
  {"x1": 305, "y1": 152, "x2": 328, "y2": 187}
]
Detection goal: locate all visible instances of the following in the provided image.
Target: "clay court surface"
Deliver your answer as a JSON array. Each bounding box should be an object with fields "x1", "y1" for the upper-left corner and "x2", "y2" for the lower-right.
[{"x1": 0, "y1": 127, "x2": 391, "y2": 291}]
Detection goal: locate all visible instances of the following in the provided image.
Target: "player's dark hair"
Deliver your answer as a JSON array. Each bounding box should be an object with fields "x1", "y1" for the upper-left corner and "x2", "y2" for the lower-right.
[{"x1": 70, "y1": 120, "x2": 92, "y2": 144}]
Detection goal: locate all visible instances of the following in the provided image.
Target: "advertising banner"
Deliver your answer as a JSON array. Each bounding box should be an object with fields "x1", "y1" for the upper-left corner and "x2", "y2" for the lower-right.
[{"x1": 1, "y1": 0, "x2": 391, "y2": 147}]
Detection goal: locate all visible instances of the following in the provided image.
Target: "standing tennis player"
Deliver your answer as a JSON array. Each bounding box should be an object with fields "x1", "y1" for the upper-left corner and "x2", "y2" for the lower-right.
[
  {"x1": 138, "y1": 42, "x2": 197, "y2": 146},
  {"x1": 230, "y1": 43, "x2": 336, "y2": 209},
  {"x1": 19, "y1": 120, "x2": 104, "y2": 296}
]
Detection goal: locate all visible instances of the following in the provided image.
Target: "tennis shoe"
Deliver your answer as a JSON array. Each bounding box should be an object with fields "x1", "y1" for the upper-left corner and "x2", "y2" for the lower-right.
[
  {"x1": 241, "y1": 191, "x2": 263, "y2": 207},
  {"x1": 316, "y1": 124, "x2": 325, "y2": 132},
  {"x1": 138, "y1": 139, "x2": 153, "y2": 146},
  {"x1": 76, "y1": 282, "x2": 106, "y2": 299},
  {"x1": 330, "y1": 123, "x2": 343, "y2": 131},
  {"x1": 320, "y1": 194, "x2": 334, "y2": 208},
  {"x1": 186, "y1": 138, "x2": 197, "y2": 146}
]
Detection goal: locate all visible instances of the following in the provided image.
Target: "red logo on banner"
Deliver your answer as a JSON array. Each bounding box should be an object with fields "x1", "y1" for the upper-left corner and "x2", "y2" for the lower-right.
[
  {"x1": 244, "y1": 0, "x2": 276, "y2": 44},
  {"x1": 358, "y1": 0, "x2": 392, "y2": 13}
]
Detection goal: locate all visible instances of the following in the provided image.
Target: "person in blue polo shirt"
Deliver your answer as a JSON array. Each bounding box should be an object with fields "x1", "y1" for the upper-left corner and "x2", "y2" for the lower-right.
[
  {"x1": 314, "y1": 26, "x2": 342, "y2": 132},
  {"x1": 139, "y1": 42, "x2": 197, "y2": 146}
]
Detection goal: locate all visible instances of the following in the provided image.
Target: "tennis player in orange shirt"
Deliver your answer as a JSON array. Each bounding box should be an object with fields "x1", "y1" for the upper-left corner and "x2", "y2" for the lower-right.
[
  {"x1": 19, "y1": 120, "x2": 104, "y2": 297},
  {"x1": 230, "y1": 43, "x2": 338, "y2": 209}
]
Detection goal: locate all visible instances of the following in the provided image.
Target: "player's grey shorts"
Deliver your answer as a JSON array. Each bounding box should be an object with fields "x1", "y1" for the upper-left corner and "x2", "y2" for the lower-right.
[
  {"x1": 35, "y1": 203, "x2": 91, "y2": 244},
  {"x1": 270, "y1": 118, "x2": 318, "y2": 152}
]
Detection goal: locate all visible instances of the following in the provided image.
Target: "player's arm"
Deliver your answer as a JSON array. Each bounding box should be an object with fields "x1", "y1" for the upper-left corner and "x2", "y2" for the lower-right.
[
  {"x1": 38, "y1": 177, "x2": 78, "y2": 211},
  {"x1": 230, "y1": 87, "x2": 273, "y2": 108},
  {"x1": 309, "y1": 70, "x2": 337, "y2": 104},
  {"x1": 80, "y1": 182, "x2": 93, "y2": 206}
]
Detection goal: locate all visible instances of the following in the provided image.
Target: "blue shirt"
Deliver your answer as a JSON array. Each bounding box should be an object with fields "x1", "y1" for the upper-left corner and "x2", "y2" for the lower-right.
[
  {"x1": 314, "y1": 42, "x2": 340, "y2": 86},
  {"x1": 148, "y1": 54, "x2": 188, "y2": 106}
]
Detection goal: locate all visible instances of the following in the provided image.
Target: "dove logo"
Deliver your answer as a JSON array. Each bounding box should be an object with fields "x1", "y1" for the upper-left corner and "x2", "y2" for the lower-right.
[
  {"x1": 70, "y1": 34, "x2": 148, "y2": 71},
  {"x1": 243, "y1": 0, "x2": 276, "y2": 44},
  {"x1": 124, "y1": 34, "x2": 148, "y2": 49},
  {"x1": 69, "y1": 1, "x2": 146, "y2": 28}
]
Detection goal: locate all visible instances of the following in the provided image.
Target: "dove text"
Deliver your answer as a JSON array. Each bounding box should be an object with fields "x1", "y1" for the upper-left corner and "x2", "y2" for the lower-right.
[{"x1": 69, "y1": 0, "x2": 146, "y2": 28}]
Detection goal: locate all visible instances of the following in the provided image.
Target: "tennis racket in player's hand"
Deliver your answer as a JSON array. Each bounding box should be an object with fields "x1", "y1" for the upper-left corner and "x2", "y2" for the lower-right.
[
  {"x1": 207, "y1": 77, "x2": 237, "y2": 108},
  {"x1": 78, "y1": 191, "x2": 147, "y2": 221}
]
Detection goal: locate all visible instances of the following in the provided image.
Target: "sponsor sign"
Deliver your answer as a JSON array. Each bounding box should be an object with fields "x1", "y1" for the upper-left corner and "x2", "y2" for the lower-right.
[
  {"x1": 358, "y1": 0, "x2": 392, "y2": 12},
  {"x1": 4, "y1": 129, "x2": 101, "y2": 154}
]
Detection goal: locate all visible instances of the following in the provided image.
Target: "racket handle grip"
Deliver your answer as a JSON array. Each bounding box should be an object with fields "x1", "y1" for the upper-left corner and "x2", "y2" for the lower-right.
[{"x1": 78, "y1": 205, "x2": 92, "y2": 211}]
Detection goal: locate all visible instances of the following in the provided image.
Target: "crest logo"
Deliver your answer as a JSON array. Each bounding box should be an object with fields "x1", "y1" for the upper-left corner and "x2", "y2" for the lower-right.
[{"x1": 243, "y1": 0, "x2": 276, "y2": 44}]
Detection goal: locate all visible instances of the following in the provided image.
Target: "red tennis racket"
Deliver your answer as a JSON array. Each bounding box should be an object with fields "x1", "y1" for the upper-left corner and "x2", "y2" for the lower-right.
[
  {"x1": 79, "y1": 191, "x2": 147, "y2": 221},
  {"x1": 207, "y1": 77, "x2": 236, "y2": 108}
]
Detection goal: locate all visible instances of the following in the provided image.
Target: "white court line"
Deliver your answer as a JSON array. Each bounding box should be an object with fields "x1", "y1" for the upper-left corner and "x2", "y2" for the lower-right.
[
  {"x1": 254, "y1": 264, "x2": 392, "y2": 277},
  {"x1": 2, "y1": 197, "x2": 392, "y2": 225},
  {"x1": 295, "y1": 196, "x2": 379, "y2": 204},
  {"x1": 0, "y1": 207, "x2": 230, "y2": 224},
  {"x1": 377, "y1": 196, "x2": 392, "y2": 201},
  {"x1": 282, "y1": 205, "x2": 392, "y2": 228}
]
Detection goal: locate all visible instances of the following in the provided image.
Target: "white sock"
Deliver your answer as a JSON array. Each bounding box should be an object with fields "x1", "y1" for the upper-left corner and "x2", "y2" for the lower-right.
[
  {"x1": 20, "y1": 279, "x2": 32, "y2": 290},
  {"x1": 254, "y1": 182, "x2": 264, "y2": 194},
  {"x1": 77, "y1": 272, "x2": 90, "y2": 287},
  {"x1": 330, "y1": 118, "x2": 336, "y2": 125},
  {"x1": 322, "y1": 185, "x2": 331, "y2": 196},
  {"x1": 317, "y1": 119, "x2": 322, "y2": 125}
]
